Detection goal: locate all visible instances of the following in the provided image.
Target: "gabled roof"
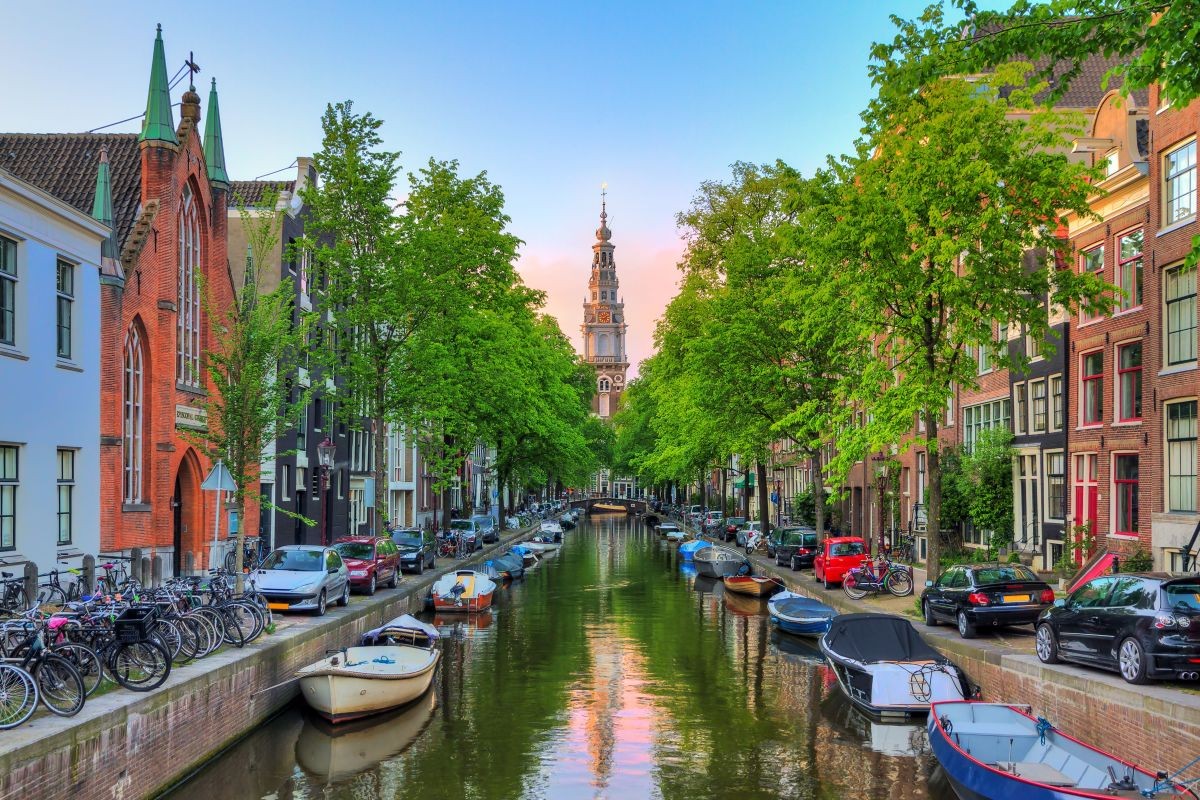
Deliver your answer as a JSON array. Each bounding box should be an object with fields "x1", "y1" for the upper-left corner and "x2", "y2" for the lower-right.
[
  {"x1": 0, "y1": 133, "x2": 141, "y2": 249},
  {"x1": 228, "y1": 180, "x2": 293, "y2": 208}
]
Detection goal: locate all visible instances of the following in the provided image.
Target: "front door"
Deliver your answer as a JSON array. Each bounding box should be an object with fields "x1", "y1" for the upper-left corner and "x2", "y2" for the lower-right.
[
  {"x1": 172, "y1": 476, "x2": 183, "y2": 576},
  {"x1": 1072, "y1": 453, "x2": 1098, "y2": 563}
]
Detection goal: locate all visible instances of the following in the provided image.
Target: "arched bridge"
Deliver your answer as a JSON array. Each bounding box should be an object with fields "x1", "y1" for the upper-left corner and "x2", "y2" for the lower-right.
[{"x1": 568, "y1": 498, "x2": 648, "y2": 515}]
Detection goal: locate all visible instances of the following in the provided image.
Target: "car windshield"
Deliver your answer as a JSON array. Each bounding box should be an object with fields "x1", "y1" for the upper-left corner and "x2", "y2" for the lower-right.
[
  {"x1": 261, "y1": 550, "x2": 324, "y2": 571},
  {"x1": 471, "y1": 517, "x2": 491, "y2": 527},
  {"x1": 333, "y1": 543, "x2": 375, "y2": 560},
  {"x1": 972, "y1": 566, "x2": 1038, "y2": 584},
  {"x1": 393, "y1": 534, "x2": 423, "y2": 547},
  {"x1": 450, "y1": 520, "x2": 473, "y2": 531},
  {"x1": 830, "y1": 542, "x2": 864, "y2": 557},
  {"x1": 728, "y1": 518, "x2": 746, "y2": 526},
  {"x1": 1164, "y1": 583, "x2": 1200, "y2": 612}
]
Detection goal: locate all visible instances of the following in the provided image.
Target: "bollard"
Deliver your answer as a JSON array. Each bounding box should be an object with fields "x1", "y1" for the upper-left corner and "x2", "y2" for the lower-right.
[
  {"x1": 151, "y1": 556, "x2": 163, "y2": 588},
  {"x1": 130, "y1": 548, "x2": 143, "y2": 585},
  {"x1": 184, "y1": 552, "x2": 195, "y2": 577},
  {"x1": 23, "y1": 561, "x2": 38, "y2": 609},
  {"x1": 82, "y1": 554, "x2": 95, "y2": 596},
  {"x1": 140, "y1": 557, "x2": 151, "y2": 590}
]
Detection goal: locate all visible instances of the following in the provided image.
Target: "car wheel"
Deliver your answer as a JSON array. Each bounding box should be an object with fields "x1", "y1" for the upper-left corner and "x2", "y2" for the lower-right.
[
  {"x1": 1118, "y1": 637, "x2": 1150, "y2": 685},
  {"x1": 388, "y1": 568, "x2": 398, "y2": 589},
  {"x1": 790, "y1": 556, "x2": 799, "y2": 572},
  {"x1": 314, "y1": 590, "x2": 327, "y2": 617},
  {"x1": 1035, "y1": 624, "x2": 1060, "y2": 664},
  {"x1": 417, "y1": 556, "x2": 425, "y2": 575},
  {"x1": 775, "y1": 554, "x2": 784, "y2": 566},
  {"x1": 822, "y1": 574, "x2": 831, "y2": 590},
  {"x1": 957, "y1": 611, "x2": 977, "y2": 639},
  {"x1": 366, "y1": 575, "x2": 376, "y2": 596},
  {"x1": 923, "y1": 600, "x2": 938, "y2": 626},
  {"x1": 337, "y1": 582, "x2": 350, "y2": 607}
]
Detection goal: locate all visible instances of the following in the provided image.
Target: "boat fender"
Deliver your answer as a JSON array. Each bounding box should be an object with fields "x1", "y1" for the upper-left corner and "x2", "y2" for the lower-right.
[
  {"x1": 940, "y1": 716, "x2": 952, "y2": 735},
  {"x1": 737, "y1": 562, "x2": 751, "y2": 577},
  {"x1": 1035, "y1": 717, "x2": 1053, "y2": 746}
]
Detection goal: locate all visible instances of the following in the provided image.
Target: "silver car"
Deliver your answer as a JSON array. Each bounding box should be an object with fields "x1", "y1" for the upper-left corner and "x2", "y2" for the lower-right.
[
  {"x1": 254, "y1": 545, "x2": 350, "y2": 616},
  {"x1": 736, "y1": 520, "x2": 762, "y2": 549}
]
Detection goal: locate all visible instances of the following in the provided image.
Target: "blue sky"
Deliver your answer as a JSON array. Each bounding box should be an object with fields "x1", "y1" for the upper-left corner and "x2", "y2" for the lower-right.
[{"x1": 0, "y1": 1, "x2": 938, "y2": 371}]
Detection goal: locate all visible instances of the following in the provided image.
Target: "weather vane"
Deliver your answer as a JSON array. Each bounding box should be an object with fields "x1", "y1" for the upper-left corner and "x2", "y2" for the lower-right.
[{"x1": 601, "y1": 182, "x2": 607, "y2": 213}]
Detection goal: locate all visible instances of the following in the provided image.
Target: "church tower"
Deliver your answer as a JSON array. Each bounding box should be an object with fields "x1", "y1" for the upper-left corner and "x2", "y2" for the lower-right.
[{"x1": 581, "y1": 189, "x2": 628, "y2": 418}]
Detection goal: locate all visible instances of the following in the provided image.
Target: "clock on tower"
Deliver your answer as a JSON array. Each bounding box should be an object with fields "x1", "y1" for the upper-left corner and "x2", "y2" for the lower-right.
[{"x1": 598, "y1": 310, "x2": 612, "y2": 323}]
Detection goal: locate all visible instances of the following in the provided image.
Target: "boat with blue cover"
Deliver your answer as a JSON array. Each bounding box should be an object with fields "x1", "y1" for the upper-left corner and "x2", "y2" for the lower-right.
[
  {"x1": 768, "y1": 591, "x2": 837, "y2": 637},
  {"x1": 679, "y1": 539, "x2": 713, "y2": 561}
]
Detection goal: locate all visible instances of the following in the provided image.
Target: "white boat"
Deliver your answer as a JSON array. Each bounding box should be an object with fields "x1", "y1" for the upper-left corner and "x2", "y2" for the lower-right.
[
  {"x1": 539, "y1": 521, "x2": 564, "y2": 539},
  {"x1": 523, "y1": 538, "x2": 562, "y2": 553},
  {"x1": 297, "y1": 616, "x2": 441, "y2": 723}
]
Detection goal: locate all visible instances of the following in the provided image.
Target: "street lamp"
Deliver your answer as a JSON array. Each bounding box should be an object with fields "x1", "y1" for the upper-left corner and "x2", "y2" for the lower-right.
[{"x1": 317, "y1": 437, "x2": 336, "y2": 546}]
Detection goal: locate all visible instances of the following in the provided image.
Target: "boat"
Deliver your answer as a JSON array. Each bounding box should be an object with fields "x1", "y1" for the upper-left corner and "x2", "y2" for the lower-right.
[
  {"x1": 657, "y1": 523, "x2": 681, "y2": 538},
  {"x1": 768, "y1": 591, "x2": 837, "y2": 637},
  {"x1": 522, "y1": 538, "x2": 561, "y2": 553},
  {"x1": 679, "y1": 539, "x2": 714, "y2": 561},
  {"x1": 482, "y1": 552, "x2": 525, "y2": 581},
  {"x1": 296, "y1": 691, "x2": 437, "y2": 783},
  {"x1": 820, "y1": 613, "x2": 972, "y2": 719},
  {"x1": 430, "y1": 570, "x2": 498, "y2": 613},
  {"x1": 296, "y1": 615, "x2": 441, "y2": 723},
  {"x1": 694, "y1": 546, "x2": 749, "y2": 578},
  {"x1": 665, "y1": 527, "x2": 688, "y2": 543},
  {"x1": 722, "y1": 574, "x2": 784, "y2": 597},
  {"x1": 510, "y1": 544, "x2": 540, "y2": 570},
  {"x1": 928, "y1": 700, "x2": 1196, "y2": 799},
  {"x1": 592, "y1": 503, "x2": 626, "y2": 512},
  {"x1": 539, "y1": 521, "x2": 564, "y2": 541}
]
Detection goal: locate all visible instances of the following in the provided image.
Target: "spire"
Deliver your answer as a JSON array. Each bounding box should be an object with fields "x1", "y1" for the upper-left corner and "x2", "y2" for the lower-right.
[
  {"x1": 139, "y1": 24, "x2": 178, "y2": 145},
  {"x1": 91, "y1": 146, "x2": 125, "y2": 286},
  {"x1": 204, "y1": 78, "x2": 229, "y2": 187},
  {"x1": 596, "y1": 183, "x2": 612, "y2": 243}
]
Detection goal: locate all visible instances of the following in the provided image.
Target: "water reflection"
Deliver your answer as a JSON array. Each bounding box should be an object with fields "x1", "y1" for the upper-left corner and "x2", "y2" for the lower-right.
[{"x1": 169, "y1": 514, "x2": 952, "y2": 800}]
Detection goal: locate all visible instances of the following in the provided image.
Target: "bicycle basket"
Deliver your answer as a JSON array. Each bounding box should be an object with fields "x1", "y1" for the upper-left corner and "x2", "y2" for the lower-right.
[{"x1": 113, "y1": 605, "x2": 158, "y2": 643}]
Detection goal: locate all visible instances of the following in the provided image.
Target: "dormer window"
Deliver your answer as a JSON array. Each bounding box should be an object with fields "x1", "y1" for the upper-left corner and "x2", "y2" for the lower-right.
[{"x1": 1104, "y1": 148, "x2": 1120, "y2": 178}]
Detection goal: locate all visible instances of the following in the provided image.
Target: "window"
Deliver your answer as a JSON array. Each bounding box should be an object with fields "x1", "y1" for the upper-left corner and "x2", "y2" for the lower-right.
[
  {"x1": 1164, "y1": 264, "x2": 1197, "y2": 365},
  {"x1": 1114, "y1": 454, "x2": 1139, "y2": 536},
  {"x1": 1166, "y1": 400, "x2": 1197, "y2": 512},
  {"x1": 1081, "y1": 246, "x2": 1104, "y2": 323},
  {"x1": 56, "y1": 260, "x2": 73, "y2": 359},
  {"x1": 0, "y1": 445, "x2": 15, "y2": 550},
  {"x1": 945, "y1": 389, "x2": 955, "y2": 426},
  {"x1": 280, "y1": 464, "x2": 291, "y2": 501},
  {"x1": 1117, "y1": 343, "x2": 1142, "y2": 421},
  {"x1": 598, "y1": 377, "x2": 611, "y2": 392},
  {"x1": 1050, "y1": 375, "x2": 1063, "y2": 431},
  {"x1": 1030, "y1": 379, "x2": 1047, "y2": 433},
  {"x1": 0, "y1": 236, "x2": 16, "y2": 346},
  {"x1": 1104, "y1": 148, "x2": 1120, "y2": 178},
  {"x1": 122, "y1": 326, "x2": 143, "y2": 504},
  {"x1": 297, "y1": 402, "x2": 308, "y2": 451},
  {"x1": 1013, "y1": 383, "x2": 1028, "y2": 435},
  {"x1": 57, "y1": 449, "x2": 73, "y2": 545},
  {"x1": 1025, "y1": 326, "x2": 1042, "y2": 360},
  {"x1": 177, "y1": 185, "x2": 202, "y2": 387},
  {"x1": 1081, "y1": 351, "x2": 1103, "y2": 426},
  {"x1": 1164, "y1": 139, "x2": 1196, "y2": 225},
  {"x1": 1016, "y1": 453, "x2": 1040, "y2": 546},
  {"x1": 976, "y1": 342, "x2": 991, "y2": 374},
  {"x1": 1117, "y1": 230, "x2": 1143, "y2": 311},
  {"x1": 917, "y1": 451, "x2": 926, "y2": 505},
  {"x1": 601, "y1": 290, "x2": 607, "y2": 301},
  {"x1": 1046, "y1": 451, "x2": 1065, "y2": 520},
  {"x1": 962, "y1": 398, "x2": 1011, "y2": 453}
]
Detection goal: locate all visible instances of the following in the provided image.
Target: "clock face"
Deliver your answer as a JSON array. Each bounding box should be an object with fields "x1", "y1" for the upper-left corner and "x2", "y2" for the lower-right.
[{"x1": 598, "y1": 311, "x2": 612, "y2": 323}]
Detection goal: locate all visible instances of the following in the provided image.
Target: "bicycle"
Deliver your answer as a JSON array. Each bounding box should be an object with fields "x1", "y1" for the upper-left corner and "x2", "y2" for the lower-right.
[
  {"x1": 224, "y1": 536, "x2": 269, "y2": 574},
  {"x1": 0, "y1": 614, "x2": 86, "y2": 717},
  {"x1": 0, "y1": 662, "x2": 38, "y2": 728},
  {"x1": 842, "y1": 556, "x2": 914, "y2": 599},
  {"x1": 38, "y1": 565, "x2": 88, "y2": 607}
]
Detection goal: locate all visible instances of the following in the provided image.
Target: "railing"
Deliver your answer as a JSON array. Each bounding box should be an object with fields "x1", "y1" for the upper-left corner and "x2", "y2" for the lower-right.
[{"x1": 588, "y1": 355, "x2": 624, "y2": 364}]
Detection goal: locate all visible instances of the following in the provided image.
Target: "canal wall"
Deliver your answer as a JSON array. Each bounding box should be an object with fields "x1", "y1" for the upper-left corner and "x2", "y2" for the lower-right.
[{"x1": 0, "y1": 523, "x2": 542, "y2": 800}]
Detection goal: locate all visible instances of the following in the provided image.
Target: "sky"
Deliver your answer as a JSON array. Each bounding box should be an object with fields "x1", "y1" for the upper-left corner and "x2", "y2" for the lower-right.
[{"x1": 0, "y1": 0, "x2": 936, "y2": 375}]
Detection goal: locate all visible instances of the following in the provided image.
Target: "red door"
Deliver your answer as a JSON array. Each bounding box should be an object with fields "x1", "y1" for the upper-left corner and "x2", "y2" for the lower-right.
[{"x1": 1073, "y1": 454, "x2": 1098, "y2": 564}]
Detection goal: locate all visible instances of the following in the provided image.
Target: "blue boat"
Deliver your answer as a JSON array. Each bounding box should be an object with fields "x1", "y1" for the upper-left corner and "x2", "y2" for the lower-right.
[
  {"x1": 679, "y1": 539, "x2": 713, "y2": 561},
  {"x1": 928, "y1": 701, "x2": 1195, "y2": 799},
  {"x1": 767, "y1": 591, "x2": 836, "y2": 637}
]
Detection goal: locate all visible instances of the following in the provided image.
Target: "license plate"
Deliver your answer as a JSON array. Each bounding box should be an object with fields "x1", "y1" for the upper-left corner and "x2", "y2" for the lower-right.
[
  {"x1": 1003, "y1": 594, "x2": 1030, "y2": 603},
  {"x1": 268, "y1": 602, "x2": 289, "y2": 610}
]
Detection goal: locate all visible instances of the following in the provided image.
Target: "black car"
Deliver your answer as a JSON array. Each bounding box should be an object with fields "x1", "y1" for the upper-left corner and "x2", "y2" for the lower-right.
[
  {"x1": 391, "y1": 528, "x2": 437, "y2": 574},
  {"x1": 1035, "y1": 573, "x2": 1200, "y2": 685},
  {"x1": 472, "y1": 515, "x2": 499, "y2": 544},
  {"x1": 722, "y1": 517, "x2": 747, "y2": 542},
  {"x1": 921, "y1": 563, "x2": 1054, "y2": 639},
  {"x1": 775, "y1": 528, "x2": 821, "y2": 570}
]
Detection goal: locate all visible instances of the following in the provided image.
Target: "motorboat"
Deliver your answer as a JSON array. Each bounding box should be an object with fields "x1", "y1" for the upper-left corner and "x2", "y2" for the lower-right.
[
  {"x1": 429, "y1": 570, "x2": 497, "y2": 613},
  {"x1": 768, "y1": 591, "x2": 837, "y2": 637},
  {"x1": 693, "y1": 546, "x2": 749, "y2": 578},
  {"x1": 482, "y1": 552, "x2": 525, "y2": 581},
  {"x1": 665, "y1": 527, "x2": 688, "y2": 543},
  {"x1": 539, "y1": 521, "x2": 564, "y2": 541},
  {"x1": 510, "y1": 544, "x2": 540, "y2": 570},
  {"x1": 296, "y1": 690, "x2": 437, "y2": 783},
  {"x1": 522, "y1": 537, "x2": 561, "y2": 553},
  {"x1": 657, "y1": 523, "x2": 681, "y2": 539},
  {"x1": 820, "y1": 613, "x2": 971, "y2": 719},
  {"x1": 296, "y1": 615, "x2": 441, "y2": 723},
  {"x1": 928, "y1": 700, "x2": 1195, "y2": 799},
  {"x1": 679, "y1": 539, "x2": 714, "y2": 561},
  {"x1": 722, "y1": 574, "x2": 784, "y2": 597}
]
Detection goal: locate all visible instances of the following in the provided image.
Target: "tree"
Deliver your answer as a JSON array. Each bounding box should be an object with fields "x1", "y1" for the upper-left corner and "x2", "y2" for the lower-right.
[
  {"x1": 827, "y1": 66, "x2": 1111, "y2": 578},
  {"x1": 964, "y1": 428, "x2": 1016, "y2": 559},
  {"x1": 194, "y1": 194, "x2": 309, "y2": 589}
]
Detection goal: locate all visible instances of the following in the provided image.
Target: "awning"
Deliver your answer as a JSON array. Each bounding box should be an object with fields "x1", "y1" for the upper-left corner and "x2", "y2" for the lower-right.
[{"x1": 733, "y1": 475, "x2": 757, "y2": 489}]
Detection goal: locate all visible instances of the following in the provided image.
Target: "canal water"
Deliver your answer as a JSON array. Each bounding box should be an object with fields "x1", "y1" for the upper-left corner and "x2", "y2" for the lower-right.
[{"x1": 168, "y1": 514, "x2": 954, "y2": 800}]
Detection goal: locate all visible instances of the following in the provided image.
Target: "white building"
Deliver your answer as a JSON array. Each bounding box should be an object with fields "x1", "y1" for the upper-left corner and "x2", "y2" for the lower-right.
[
  {"x1": 386, "y1": 424, "x2": 421, "y2": 529},
  {"x1": 0, "y1": 169, "x2": 110, "y2": 572}
]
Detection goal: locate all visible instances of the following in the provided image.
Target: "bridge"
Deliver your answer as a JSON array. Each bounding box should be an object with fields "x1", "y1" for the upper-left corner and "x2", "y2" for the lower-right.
[{"x1": 568, "y1": 497, "x2": 648, "y2": 515}]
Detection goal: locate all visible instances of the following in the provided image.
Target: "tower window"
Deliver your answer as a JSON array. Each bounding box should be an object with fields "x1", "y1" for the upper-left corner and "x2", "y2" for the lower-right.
[{"x1": 601, "y1": 291, "x2": 607, "y2": 300}]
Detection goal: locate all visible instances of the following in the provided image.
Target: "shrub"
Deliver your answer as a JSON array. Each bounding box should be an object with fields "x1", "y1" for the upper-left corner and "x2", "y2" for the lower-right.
[
  {"x1": 1122, "y1": 547, "x2": 1153, "y2": 572},
  {"x1": 1007, "y1": 551, "x2": 1022, "y2": 564}
]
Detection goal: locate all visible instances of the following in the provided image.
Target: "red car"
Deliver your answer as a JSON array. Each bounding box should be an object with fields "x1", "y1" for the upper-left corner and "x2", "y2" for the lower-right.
[
  {"x1": 333, "y1": 536, "x2": 401, "y2": 595},
  {"x1": 813, "y1": 536, "x2": 868, "y2": 590}
]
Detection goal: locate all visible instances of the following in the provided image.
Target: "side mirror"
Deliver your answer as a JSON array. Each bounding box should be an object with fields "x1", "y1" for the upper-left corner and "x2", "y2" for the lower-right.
[
  {"x1": 328, "y1": 566, "x2": 339, "y2": 574},
  {"x1": 1053, "y1": 598, "x2": 1066, "y2": 608},
  {"x1": 924, "y1": 580, "x2": 934, "y2": 588}
]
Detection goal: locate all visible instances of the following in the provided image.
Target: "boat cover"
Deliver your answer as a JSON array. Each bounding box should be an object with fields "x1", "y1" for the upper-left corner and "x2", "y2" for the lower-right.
[
  {"x1": 822, "y1": 613, "x2": 942, "y2": 664},
  {"x1": 360, "y1": 614, "x2": 440, "y2": 646},
  {"x1": 771, "y1": 594, "x2": 836, "y2": 619},
  {"x1": 679, "y1": 539, "x2": 712, "y2": 557},
  {"x1": 489, "y1": 553, "x2": 524, "y2": 574}
]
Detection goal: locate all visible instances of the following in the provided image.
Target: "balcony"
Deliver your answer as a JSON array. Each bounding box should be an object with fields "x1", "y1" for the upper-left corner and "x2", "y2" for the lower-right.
[{"x1": 589, "y1": 355, "x2": 624, "y2": 364}]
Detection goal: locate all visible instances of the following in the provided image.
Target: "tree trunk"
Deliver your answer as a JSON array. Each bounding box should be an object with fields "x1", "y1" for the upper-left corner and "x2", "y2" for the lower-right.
[
  {"x1": 813, "y1": 449, "x2": 826, "y2": 538},
  {"x1": 926, "y1": 412, "x2": 942, "y2": 580},
  {"x1": 373, "y1": 385, "x2": 387, "y2": 536},
  {"x1": 700, "y1": 468, "x2": 707, "y2": 512},
  {"x1": 757, "y1": 461, "x2": 770, "y2": 534},
  {"x1": 234, "y1": 493, "x2": 247, "y2": 594}
]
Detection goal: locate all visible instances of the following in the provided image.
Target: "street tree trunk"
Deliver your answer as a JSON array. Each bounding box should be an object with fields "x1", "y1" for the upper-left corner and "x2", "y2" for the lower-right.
[
  {"x1": 926, "y1": 411, "x2": 942, "y2": 580},
  {"x1": 813, "y1": 449, "x2": 826, "y2": 538},
  {"x1": 373, "y1": 383, "x2": 387, "y2": 536},
  {"x1": 757, "y1": 461, "x2": 770, "y2": 534}
]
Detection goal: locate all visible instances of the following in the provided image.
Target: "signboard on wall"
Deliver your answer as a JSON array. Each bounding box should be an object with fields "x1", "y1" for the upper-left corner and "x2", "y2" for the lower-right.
[{"x1": 175, "y1": 404, "x2": 208, "y2": 430}]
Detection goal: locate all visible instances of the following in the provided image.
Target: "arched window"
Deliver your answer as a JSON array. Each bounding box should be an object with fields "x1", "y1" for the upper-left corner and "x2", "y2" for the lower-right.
[
  {"x1": 123, "y1": 325, "x2": 144, "y2": 503},
  {"x1": 599, "y1": 377, "x2": 611, "y2": 392},
  {"x1": 177, "y1": 185, "x2": 201, "y2": 386},
  {"x1": 598, "y1": 333, "x2": 610, "y2": 356}
]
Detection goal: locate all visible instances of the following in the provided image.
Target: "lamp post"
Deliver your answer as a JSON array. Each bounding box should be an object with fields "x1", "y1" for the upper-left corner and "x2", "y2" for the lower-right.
[{"x1": 317, "y1": 437, "x2": 336, "y2": 546}]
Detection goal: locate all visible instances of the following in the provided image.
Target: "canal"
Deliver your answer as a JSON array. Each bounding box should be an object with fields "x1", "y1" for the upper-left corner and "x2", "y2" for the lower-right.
[{"x1": 168, "y1": 514, "x2": 954, "y2": 800}]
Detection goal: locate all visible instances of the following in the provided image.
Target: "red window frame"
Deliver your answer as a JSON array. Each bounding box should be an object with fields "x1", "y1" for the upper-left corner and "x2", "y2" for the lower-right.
[
  {"x1": 1113, "y1": 453, "x2": 1139, "y2": 536},
  {"x1": 1081, "y1": 350, "x2": 1104, "y2": 426},
  {"x1": 1117, "y1": 229, "x2": 1143, "y2": 311},
  {"x1": 1080, "y1": 245, "x2": 1105, "y2": 323},
  {"x1": 1117, "y1": 342, "x2": 1142, "y2": 422}
]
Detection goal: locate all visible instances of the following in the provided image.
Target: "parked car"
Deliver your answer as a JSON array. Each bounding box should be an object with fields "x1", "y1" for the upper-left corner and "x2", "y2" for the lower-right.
[
  {"x1": 736, "y1": 520, "x2": 763, "y2": 549},
  {"x1": 448, "y1": 518, "x2": 484, "y2": 551},
  {"x1": 332, "y1": 536, "x2": 401, "y2": 596},
  {"x1": 722, "y1": 516, "x2": 747, "y2": 542},
  {"x1": 1035, "y1": 573, "x2": 1200, "y2": 684},
  {"x1": 703, "y1": 511, "x2": 724, "y2": 534},
  {"x1": 391, "y1": 528, "x2": 437, "y2": 573},
  {"x1": 687, "y1": 505, "x2": 704, "y2": 526},
  {"x1": 813, "y1": 537, "x2": 867, "y2": 590},
  {"x1": 921, "y1": 563, "x2": 1054, "y2": 639},
  {"x1": 255, "y1": 545, "x2": 350, "y2": 616},
  {"x1": 765, "y1": 526, "x2": 794, "y2": 559},
  {"x1": 472, "y1": 514, "x2": 499, "y2": 544},
  {"x1": 775, "y1": 528, "x2": 821, "y2": 570}
]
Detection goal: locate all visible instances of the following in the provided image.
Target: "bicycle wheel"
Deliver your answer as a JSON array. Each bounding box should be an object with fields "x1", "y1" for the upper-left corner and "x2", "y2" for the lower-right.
[
  {"x1": 885, "y1": 569, "x2": 914, "y2": 597},
  {"x1": 224, "y1": 601, "x2": 263, "y2": 644},
  {"x1": 109, "y1": 640, "x2": 171, "y2": 692},
  {"x1": 33, "y1": 654, "x2": 85, "y2": 716},
  {"x1": 842, "y1": 572, "x2": 869, "y2": 600},
  {"x1": 0, "y1": 663, "x2": 38, "y2": 729},
  {"x1": 50, "y1": 642, "x2": 104, "y2": 697},
  {"x1": 216, "y1": 607, "x2": 247, "y2": 648},
  {"x1": 151, "y1": 619, "x2": 183, "y2": 662},
  {"x1": 37, "y1": 584, "x2": 67, "y2": 610},
  {"x1": 193, "y1": 608, "x2": 228, "y2": 654}
]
